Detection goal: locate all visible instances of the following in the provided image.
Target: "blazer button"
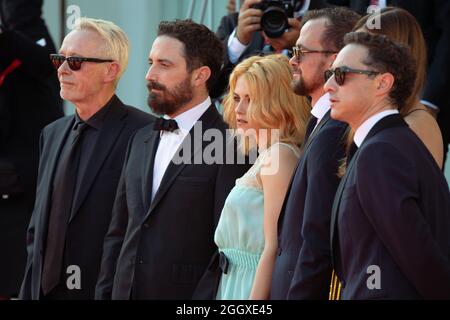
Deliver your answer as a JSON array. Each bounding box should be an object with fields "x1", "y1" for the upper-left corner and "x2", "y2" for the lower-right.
[
  {"x1": 143, "y1": 223, "x2": 150, "y2": 228},
  {"x1": 138, "y1": 259, "x2": 144, "y2": 264}
]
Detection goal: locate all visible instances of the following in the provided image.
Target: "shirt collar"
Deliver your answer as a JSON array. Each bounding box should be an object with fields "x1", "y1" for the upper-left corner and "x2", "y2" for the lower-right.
[
  {"x1": 74, "y1": 95, "x2": 115, "y2": 130},
  {"x1": 354, "y1": 109, "x2": 399, "y2": 147},
  {"x1": 163, "y1": 96, "x2": 211, "y2": 135},
  {"x1": 311, "y1": 93, "x2": 331, "y2": 122}
]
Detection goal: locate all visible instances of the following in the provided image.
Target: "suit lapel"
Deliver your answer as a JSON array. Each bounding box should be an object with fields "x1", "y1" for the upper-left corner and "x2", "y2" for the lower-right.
[
  {"x1": 143, "y1": 105, "x2": 220, "y2": 222},
  {"x1": 301, "y1": 110, "x2": 332, "y2": 155},
  {"x1": 37, "y1": 118, "x2": 74, "y2": 234},
  {"x1": 69, "y1": 97, "x2": 127, "y2": 221},
  {"x1": 329, "y1": 147, "x2": 360, "y2": 269},
  {"x1": 141, "y1": 130, "x2": 160, "y2": 212},
  {"x1": 329, "y1": 114, "x2": 408, "y2": 267},
  {"x1": 277, "y1": 110, "x2": 333, "y2": 235}
]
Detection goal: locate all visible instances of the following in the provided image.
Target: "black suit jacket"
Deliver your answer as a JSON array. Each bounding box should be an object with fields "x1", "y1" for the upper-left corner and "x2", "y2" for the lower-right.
[
  {"x1": 19, "y1": 96, "x2": 154, "y2": 300},
  {"x1": 333, "y1": 0, "x2": 450, "y2": 147},
  {"x1": 95, "y1": 105, "x2": 250, "y2": 300},
  {"x1": 0, "y1": 0, "x2": 63, "y2": 295},
  {"x1": 270, "y1": 111, "x2": 347, "y2": 299},
  {"x1": 331, "y1": 114, "x2": 450, "y2": 299}
]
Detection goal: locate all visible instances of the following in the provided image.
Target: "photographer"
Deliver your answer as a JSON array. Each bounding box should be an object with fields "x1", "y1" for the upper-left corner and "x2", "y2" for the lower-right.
[
  {"x1": 0, "y1": 0, "x2": 63, "y2": 299},
  {"x1": 213, "y1": 0, "x2": 329, "y2": 99}
]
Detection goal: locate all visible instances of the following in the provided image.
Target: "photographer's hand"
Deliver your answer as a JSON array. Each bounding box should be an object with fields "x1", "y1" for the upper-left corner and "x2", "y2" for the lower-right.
[
  {"x1": 236, "y1": 0, "x2": 262, "y2": 45},
  {"x1": 264, "y1": 18, "x2": 301, "y2": 51}
]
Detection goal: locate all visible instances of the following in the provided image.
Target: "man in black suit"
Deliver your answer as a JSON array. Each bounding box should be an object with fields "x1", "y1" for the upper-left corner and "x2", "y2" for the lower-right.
[
  {"x1": 0, "y1": 0, "x2": 63, "y2": 298},
  {"x1": 212, "y1": 0, "x2": 330, "y2": 98},
  {"x1": 325, "y1": 32, "x2": 450, "y2": 299},
  {"x1": 270, "y1": 7, "x2": 360, "y2": 300},
  {"x1": 19, "y1": 18, "x2": 154, "y2": 300},
  {"x1": 95, "y1": 19, "x2": 250, "y2": 300},
  {"x1": 328, "y1": 0, "x2": 450, "y2": 165}
]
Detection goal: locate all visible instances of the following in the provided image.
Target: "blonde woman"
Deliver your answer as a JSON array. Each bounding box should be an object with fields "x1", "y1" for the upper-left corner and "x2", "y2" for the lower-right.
[{"x1": 214, "y1": 54, "x2": 310, "y2": 300}]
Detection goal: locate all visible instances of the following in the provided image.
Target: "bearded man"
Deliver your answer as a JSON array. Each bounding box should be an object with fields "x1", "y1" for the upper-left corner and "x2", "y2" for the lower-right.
[{"x1": 95, "y1": 19, "x2": 250, "y2": 300}]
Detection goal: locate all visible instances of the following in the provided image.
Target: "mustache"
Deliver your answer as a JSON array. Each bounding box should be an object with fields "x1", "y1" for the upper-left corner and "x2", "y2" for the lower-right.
[{"x1": 147, "y1": 81, "x2": 166, "y2": 91}]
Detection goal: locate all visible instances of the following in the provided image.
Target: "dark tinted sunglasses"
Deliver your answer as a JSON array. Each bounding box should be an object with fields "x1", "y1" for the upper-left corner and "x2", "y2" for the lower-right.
[
  {"x1": 324, "y1": 66, "x2": 380, "y2": 86},
  {"x1": 50, "y1": 54, "x2": 114, "y2": 71}
]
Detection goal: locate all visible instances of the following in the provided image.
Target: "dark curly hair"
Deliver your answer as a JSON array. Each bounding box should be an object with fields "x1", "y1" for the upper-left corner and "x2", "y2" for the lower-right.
[
  {"x1": 343, "y1": 32, "x2": 416, "y2": 111},
  {"x1": 157, "y1": 19, "x2": 225, "y2": 93}
]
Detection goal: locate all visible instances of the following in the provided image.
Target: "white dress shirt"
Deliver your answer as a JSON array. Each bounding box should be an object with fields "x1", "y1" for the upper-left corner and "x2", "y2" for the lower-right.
[
  {"x1": 152, "y1": 96, "x2": 211, "y2": 200},
  {"x1": 310, "y1": 92, "x2": 331, "y2": 134},
  {"x1": 353, "y1": 109, "x2": 399, "y2": 147}
]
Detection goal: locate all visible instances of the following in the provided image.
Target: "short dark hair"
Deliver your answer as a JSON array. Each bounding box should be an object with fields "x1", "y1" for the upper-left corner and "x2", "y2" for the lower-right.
[
  {"x1": 344, "y1": 32, "x2": 416, "y2": 111},
  {"x1": 157, "y1": 19, "x2": 225, "y2": 92},
  {"x1": 301, "y1": 7, "x2": 361, "y2": 51}
]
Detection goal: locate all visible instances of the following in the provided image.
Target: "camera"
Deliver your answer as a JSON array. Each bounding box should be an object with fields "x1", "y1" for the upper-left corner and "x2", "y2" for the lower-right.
[{"x1": 251, "y1": 0, "x2": 304, "y2": 38}]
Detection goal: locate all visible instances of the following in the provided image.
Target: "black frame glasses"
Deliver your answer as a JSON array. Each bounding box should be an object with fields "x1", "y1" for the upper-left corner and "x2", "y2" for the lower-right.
[
  {"x1": 324, "y1": 66, "x2": 380, "y2": 86},
  {"x1": 50, "y1": 54, "x2": 114, "y2": 71},
  {"x1": 292, "y1": 46, "x2": 337, "y2": 61}
]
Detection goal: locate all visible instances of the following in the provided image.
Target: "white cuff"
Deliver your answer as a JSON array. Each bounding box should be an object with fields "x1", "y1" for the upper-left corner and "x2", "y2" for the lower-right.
[{"x1": 227, "y1": 28, "x2": 249, "y2": 64}]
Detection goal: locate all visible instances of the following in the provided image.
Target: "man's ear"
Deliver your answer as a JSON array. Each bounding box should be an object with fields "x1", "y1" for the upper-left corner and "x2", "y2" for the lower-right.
[
  {"x1": 192, "y1": 66, "x2": 211, "y2": 87},
  {"x1": 327, "y1": 53, "x2": 338, "y2": 68},
  {"x1": 104, "y1": 62, "x2": 120, "y2": 84},
  {"x1": 375, "y1": 72, "x2": 395, "y2": 97}
]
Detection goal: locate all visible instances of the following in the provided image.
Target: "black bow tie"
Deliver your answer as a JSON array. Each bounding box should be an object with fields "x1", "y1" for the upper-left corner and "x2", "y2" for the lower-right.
[{"x1": 153, "y1": 117, "x2": 179, "y2": 132}]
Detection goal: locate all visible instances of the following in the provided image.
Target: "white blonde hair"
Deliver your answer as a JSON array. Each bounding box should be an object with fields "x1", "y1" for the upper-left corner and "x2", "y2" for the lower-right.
[{"x1": 72, "y1": 17, "x2": 130, "y2": 86}]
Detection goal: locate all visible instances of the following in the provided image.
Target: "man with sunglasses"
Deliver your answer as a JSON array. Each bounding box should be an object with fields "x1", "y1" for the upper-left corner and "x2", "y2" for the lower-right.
[
  {"x1": 270, "y1": 7, "x2": 360, "y2": 300},
  {"x1": 325, "y1": 32, "x2": 450, "y2": 299},
  {"x1": 19, "y1": 18, "x2": 154, "y2": 300}
]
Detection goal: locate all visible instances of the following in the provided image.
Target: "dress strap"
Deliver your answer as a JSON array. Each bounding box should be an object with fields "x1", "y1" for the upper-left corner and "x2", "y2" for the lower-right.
[
  {"x1": 270, "y1": 142, "x2": 301, "y2": 158},
  {"x1": 405, "y1": 108, "x2": 430, "y2": 116}
]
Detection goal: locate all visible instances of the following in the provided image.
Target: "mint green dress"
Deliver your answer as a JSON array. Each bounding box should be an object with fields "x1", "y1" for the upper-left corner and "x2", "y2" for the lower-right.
[{"x1": 215, "y1": 143, "x2": 300, "y2": 300}]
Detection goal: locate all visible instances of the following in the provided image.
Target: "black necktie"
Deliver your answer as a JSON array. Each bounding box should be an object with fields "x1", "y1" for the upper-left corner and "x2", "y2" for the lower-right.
[
  {"x1": 41, "y1": 121, "x2": 88, "y2": 295},
  {"x1": 153, "y1": 117, "x2": 179, "y2": 132},
  {"x1": 304, "y1": 115, "x2": 318, "y2": 142}
]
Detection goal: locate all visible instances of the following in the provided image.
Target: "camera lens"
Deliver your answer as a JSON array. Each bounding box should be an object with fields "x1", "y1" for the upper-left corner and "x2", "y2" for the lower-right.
[{"x1": 261, "y1": 6, "x2": 288, "y2": 38}]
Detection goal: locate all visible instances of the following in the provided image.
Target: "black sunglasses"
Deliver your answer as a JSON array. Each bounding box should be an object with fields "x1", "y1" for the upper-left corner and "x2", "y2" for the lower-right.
[
  {"x1": 292, "y1": 46, "x2": 337, "y2": 61},
  {"x1": 50, "y1": 54, "x2": 114, "y2": 71},
  {"x1": 324, "y1": 66, "x2": 380, "y2": 86}
]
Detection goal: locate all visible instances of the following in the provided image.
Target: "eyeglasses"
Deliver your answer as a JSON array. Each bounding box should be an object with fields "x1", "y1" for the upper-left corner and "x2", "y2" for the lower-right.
[
  {"x1": 292, "y1": 46, "x2": 337, "y2": 61},
  {"x1": 50, "y1": 54, "x2": 114, "y2": 71},
  {"x1": 324, "y1": 66, "x2": 380, "y2": 86}
]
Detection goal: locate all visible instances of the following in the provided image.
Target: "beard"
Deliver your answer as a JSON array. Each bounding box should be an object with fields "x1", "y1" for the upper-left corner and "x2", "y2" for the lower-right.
[
  {"x1": 291, "y1": 61, "x2": 327, "y2": 96},
  {"x1": 291, "y1": 72, "x2": 324, "y2": 96},
  {"x1": 147, "y1": 75, "x2": 193, "y2": 115}
]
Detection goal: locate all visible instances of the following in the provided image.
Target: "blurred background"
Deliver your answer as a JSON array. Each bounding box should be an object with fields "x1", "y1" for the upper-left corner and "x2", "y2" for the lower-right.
[{"x1": 41, "y1": 0, "x2": 450, "y2": 182}]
